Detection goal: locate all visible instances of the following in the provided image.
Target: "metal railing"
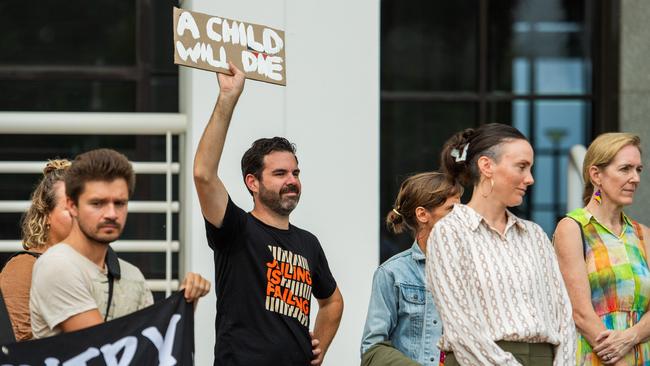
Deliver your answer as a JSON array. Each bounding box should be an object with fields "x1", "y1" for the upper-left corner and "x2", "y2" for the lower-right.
[
  {"x1": 567, "y1": 144, "x2": 587, "y2": 213},
  {"x1": 0, "y1": 112, "x2": 186, "y2": 295}
]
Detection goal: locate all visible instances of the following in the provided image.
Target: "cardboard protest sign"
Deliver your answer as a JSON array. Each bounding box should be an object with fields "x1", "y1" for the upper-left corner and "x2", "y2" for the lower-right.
[
  {"x1": 173, "y1": 7, "x2": 286, "y2": 86},
  {"x1": 0, "y1": 292, "x2": 193, "y2": 365}
]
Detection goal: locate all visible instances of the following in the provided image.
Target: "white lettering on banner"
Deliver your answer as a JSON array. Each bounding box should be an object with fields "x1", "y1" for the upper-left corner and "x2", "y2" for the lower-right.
[
  {"x1": 246, "y1": 25, "x2": 264, "y2": 53},
  {"x1": 142, "y1": 314, "x2": 182, "y2": 366},
  {"x1": 176, "y1": 41, "x2": 202, "y2": 62},
  {"x1": 220, "y1": 20, "x2": 274, "y2": 53},
  {"x1": 100, "y1": 336, "x2": 137, "y2": 366},
  {"x1": 241, "y1": 51, "x2": 283, "y2": 81},
  {"x1": 7, "y1": 314, "x2": 184, "y2": 366},
  {"x1": 241, "y1": 51, "x2": 257, "y2": 72},
  {"x1": 176, "y1": 12, "x2": 200, "y2": 39},
  {"x1": 222, "y1": 19, "x2": 247, "y2": 46},
  {"x1": 206, "y1": 17, "x2": 223, "y2": 42},
  {"x1": 262, "y1": 28, "x2": 283, "y2": 54},
  {"x1": 175, "y1": 42, "x2": 228, "y2": 69}
]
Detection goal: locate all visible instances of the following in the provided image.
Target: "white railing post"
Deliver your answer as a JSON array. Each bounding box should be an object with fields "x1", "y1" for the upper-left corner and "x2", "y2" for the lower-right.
[
  {"x1": 165, "y1": 131, "x2": 173, "y2": 297},
  {"x1": 567, "y1": 144, "x2": 587, "y2": 212},
  {"x1": 0, "y1": 112, "x2": 186, "y2": 295}
]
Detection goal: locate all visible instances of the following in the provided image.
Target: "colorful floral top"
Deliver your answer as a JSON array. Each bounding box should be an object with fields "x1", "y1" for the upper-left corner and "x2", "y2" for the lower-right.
[{"x1": 567, "y1": 208, "x2": 650, "y2": 365}]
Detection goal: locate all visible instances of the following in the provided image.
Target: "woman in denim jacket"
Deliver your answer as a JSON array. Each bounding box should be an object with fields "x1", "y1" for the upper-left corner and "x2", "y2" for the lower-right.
[{"x1": 360, "y1": 172, "x2": 462, "y2": 366}]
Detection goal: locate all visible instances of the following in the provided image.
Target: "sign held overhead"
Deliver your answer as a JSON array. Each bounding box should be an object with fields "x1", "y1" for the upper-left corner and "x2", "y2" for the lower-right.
[{"x1": 173, "y1": 7, "x2": 287, "y2": 86}]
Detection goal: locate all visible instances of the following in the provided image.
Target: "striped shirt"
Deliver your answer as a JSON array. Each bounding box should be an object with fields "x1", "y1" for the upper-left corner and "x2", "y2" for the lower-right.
[{"x1": 426, "y1": 204, "x2": 576, "y2": 366}]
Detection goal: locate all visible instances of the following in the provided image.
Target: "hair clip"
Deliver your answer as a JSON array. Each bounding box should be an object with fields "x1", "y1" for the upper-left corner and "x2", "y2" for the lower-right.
[{"x1": 450, "y1": 143, "x2": 469, "y2": 163}]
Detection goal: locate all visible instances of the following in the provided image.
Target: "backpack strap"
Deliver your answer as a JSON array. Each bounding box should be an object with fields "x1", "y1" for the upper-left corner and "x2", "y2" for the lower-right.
[
  {"x1": 105, "y1": 275, "x2": 114, "y2": 322},
  {"x1": 103, "y1": 246, "x2": 121, "y2": 322}
]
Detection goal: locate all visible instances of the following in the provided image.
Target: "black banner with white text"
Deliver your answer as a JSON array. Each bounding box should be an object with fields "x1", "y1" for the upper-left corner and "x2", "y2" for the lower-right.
[{"x1": 0, "y1": 291, "x2": 193, "y2": 365}]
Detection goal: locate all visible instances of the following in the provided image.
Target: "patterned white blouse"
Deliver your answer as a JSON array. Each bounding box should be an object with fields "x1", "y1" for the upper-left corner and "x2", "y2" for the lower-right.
[{"x1": 425, "y1": 204, "x2": 576, "y2": 366}]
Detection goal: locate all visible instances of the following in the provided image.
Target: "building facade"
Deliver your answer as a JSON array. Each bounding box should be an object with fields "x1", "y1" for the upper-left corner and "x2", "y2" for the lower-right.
[{"x1": 0, "y1": 0, "x2": 647, "y2": 364}]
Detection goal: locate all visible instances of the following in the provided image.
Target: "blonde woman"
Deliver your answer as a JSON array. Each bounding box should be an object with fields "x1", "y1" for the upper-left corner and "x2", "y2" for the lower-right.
[
  {"x1": 554, "y1": 133, "x2": 649, "y2": 365},
  {"x1": 0, "y1": 159, "x2": 71, "y2": 341}
]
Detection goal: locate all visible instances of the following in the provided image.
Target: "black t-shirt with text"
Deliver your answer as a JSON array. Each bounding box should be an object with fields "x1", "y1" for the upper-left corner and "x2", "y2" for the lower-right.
[{"x1": 205, "y1": 197, "x2": 337, "y2": 366}]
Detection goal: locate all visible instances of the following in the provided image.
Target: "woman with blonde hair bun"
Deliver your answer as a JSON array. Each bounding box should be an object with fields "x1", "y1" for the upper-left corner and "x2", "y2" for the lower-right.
[
  {"x1": 554, "y1": 133, "x2": 649, "y2": 365},
  {"x1": 0, "y1": 159, "x2": 72, "y2": 341}
]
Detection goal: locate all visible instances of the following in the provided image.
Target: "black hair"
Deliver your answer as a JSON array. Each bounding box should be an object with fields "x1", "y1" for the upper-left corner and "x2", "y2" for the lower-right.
[
  {"x1": 241, "y1": 137, "x2": 297, "y2": 195},
  {"x1": 440, "y1": 123, "x2": 528, "y2": 186}
]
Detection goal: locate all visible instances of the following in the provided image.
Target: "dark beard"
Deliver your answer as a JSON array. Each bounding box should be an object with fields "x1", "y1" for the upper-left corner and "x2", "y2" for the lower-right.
[
  {"x1": 258, "y1": 184, "x2": 300, "y2": 216},
  {"x1": 77, "y1": 219, "x2": 121, "y2": 245}
]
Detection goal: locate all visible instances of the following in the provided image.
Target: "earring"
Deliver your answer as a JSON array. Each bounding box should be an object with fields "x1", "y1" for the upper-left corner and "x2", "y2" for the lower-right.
[
  {"x1": 594, "y1": 189, "x2": 602, "y2": 204},
  {"x1": 481, "y1": 178, "x2": 494, "y2": 198}
]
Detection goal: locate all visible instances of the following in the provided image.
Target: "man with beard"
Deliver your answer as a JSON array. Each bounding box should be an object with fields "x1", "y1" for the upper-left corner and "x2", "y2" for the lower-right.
[
  {"x1": 30, "y1": 148, "x2": 210, "y2": 338},
  {"x1": 194, "y1": 62, "x2": 343, "y2": 366}
]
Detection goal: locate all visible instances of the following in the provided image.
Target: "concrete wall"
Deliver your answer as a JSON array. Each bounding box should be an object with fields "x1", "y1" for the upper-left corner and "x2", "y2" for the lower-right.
[
  {"x1": 620, "y1": 0, "x2": 650, "y2": 220},
  {"x1": 180, "y1": 1, "x2": 380, "y2": 364}
]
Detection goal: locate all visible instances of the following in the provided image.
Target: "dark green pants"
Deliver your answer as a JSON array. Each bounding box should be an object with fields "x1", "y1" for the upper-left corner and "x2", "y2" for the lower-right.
[
  {"x1": 361, "y1": 341, "x2": 420, "y2": 366},
  {"x1": 444, "y1": 341, "x2": 554, "y2": 366}
]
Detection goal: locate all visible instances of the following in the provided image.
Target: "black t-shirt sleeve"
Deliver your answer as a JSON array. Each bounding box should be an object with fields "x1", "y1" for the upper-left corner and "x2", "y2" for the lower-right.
[
  {"x1": 204, "y1": 196, "x2": 248, "y2": 251},
  {"x1": 310, "y1": 236, "x2": 337, "y2": 299}
]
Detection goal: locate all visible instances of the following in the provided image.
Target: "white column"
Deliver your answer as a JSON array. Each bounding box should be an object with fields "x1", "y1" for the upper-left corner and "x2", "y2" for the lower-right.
[
  {"x1": 620, "y1": 0, "x2": 650, "y2": 220},
  {"x1": 180, "y1": 0, "x2": 379, "y2": 364}
]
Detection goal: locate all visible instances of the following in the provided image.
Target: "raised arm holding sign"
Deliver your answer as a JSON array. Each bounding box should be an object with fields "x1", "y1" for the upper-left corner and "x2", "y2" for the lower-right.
[
  {"x1": 193, "y1": 61, "x2": 245, "y2": 228},
  {"x1": 193, "y1": 63, "x2": 343, "y2": 366}
]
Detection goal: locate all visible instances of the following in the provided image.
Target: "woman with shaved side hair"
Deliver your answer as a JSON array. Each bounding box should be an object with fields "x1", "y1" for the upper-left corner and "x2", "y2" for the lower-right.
[{"x1": 427, "y1": 123, "x2": 575, "y2": 366}]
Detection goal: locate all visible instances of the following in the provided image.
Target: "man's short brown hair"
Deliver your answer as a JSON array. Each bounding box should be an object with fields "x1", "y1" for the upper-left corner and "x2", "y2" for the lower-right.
[
  {"x1": 240, "y1": 137, "x2": 297, "y2": 195},
  {"x1": 65, "y1": 148, "x2": 135, "y2": 203}
]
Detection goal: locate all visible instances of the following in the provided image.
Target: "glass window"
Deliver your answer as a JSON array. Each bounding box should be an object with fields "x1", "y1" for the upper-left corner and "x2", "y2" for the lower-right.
[
  {"x1": 380, "y1": 101, "x2": 477, "y2": 261},
  {"x1": 0, "y1": 0, "x2": 182, "y2": 300},
  {"x1": 380, "y1": 0, "x2": 605, "y2": 262},
  {"x1": 151, "y1": 0, "x2": 181, "y2": 73},
  {"x1": 0, "y1": 134, "x2": 179, "y2": 162},
  {"x1": 0, "y1": 0, "x2": 179, "y2": 113},
  {"x1": 488, "y1": 0, "x2": 591, "y2": 95},
  {"x1": 0, "y1": 80, "x2": 136, "y2": 112},
  {"x1": 530, "y1": 100, "x2": 590, "y2": 232},
  {"x1": 535, "y1": 58, "x2": 589, "y2": 94},
  {"x1": 0, "y1": 135, "x2": 180, "y2": 244},
  {"x1": 0, "y1": 1, "x2": 135, "y2": 65},
  {"x1": 487, "y1": 101, "x2": 530, "y2": 135},
  {"x1": 381, "y1": 0, "x2": 478, "y2": 92},
  {"x1": 534, "y1": 100, "x2": 589, "y2": 150}
]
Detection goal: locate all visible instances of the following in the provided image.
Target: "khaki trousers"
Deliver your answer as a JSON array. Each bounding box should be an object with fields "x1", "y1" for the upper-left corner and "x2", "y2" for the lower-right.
[{"x1": 444, "y1": 341, "x2": 554, "y2": 366}]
